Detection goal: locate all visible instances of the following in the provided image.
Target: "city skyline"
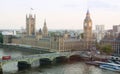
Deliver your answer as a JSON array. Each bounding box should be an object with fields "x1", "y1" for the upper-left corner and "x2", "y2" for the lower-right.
[{"x1": 0, "y1": 0, "x2": 120, "y2": 30}]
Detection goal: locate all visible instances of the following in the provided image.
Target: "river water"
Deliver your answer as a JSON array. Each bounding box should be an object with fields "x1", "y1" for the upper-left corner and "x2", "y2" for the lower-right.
[{"x1": 0, "y1": 48, "x2": 119, "y2": 74}]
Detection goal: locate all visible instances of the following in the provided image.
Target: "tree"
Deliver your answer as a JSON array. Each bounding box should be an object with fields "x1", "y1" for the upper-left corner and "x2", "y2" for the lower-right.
[
  {"x1": 100, "y1": 44, "x2": 113, "y2": 55},
  {"x1": 95, "y1": 41, "x2": 100, "y2": 49},
  {"x1": 80, "y1": 33, "x2": 84, "y2": 39},
  {"x1": 49, "y1": 32, "x2": 55, "y2": 37},
  {"x1": 0, "y1": 33, "x2": 3, "y2": 43}
]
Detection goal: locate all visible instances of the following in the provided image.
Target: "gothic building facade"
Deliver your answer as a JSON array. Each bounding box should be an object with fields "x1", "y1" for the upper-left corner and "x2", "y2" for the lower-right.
[
  {"x1": 26, "y1": 14, "x2": 36, "y2": 36},
  {"x1": 4, "y1": 11, "x2": 96, "y2": 52},
  {"x1": 42, "y1": 19, "x2": 48, "y2": 37},
  {"x1": 83, "y1": 10, "x2": 93, "y2": 49}
]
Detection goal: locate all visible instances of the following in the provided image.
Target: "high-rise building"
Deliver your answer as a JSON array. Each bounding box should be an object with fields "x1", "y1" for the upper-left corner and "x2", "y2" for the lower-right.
[
  {"x1": 26, "y1": 14, "x2": 36, "y2": 36},
  {"x1": 83, "y1": 10, "x2": 92, "y2": 49},
  {"x1": 113, "y1": 25, "x2": 120, "y2": 33},
  {"x1": 95, "y1": 25, "x2": 105, "y2": 42},
  {"x1": 112, "y1": 25, "x2": 120, "y2": 38}
]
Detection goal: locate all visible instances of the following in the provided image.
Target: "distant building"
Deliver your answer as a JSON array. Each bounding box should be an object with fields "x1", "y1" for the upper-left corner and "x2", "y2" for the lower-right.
[
  {"x1": 114, "y1": 34, "x2": 120, "y2": 55},
  {"x1": 104, "y1": 25, "x2": 120, "y2": 40},
  {"x1": 113, "y1": 25, "x2": 120, "y2": 38},
  {"x1": 113, "y1": 25, "x2": 120, "y2": 33},
  {"x1": 100, "y1": 33, "x2": 120, "y2": 55},
  {"x1": 83, "y1": 10, "x2": 94, "y2": 49},
  {"x1": 26, "y1": 14, "x2": 36, "y2": 36},
  {"x1": 95, "y1": 25, "x2": 105, "y2": 43},
  {"x1": 42, "y1": 19, "x2": 48, "y2": 37},
  {"x1": 2, "y1": 30, "x2": 16, "y2": 36},
  {"x1": 4, "y1": 11, "x2": 96, "y2": 52},
  {"x1": 36, "y1": 28, "x2": 42, "y2": 40},
  {"x1": 3, "y1": 35, "x2": 12, "y2": 43},
  {"x1": 100, "y1": 24, "x2": 120, "y2": 55}
]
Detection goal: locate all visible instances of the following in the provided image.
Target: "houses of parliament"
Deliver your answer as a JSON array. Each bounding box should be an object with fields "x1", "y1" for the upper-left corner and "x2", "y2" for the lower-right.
[{"x1": 4, "y1": 10, "x2": 96, "y2": 52}]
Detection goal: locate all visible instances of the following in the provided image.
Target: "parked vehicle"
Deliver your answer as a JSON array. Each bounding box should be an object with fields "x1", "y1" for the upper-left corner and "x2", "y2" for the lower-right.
[{"x1": 2, "y1": 56, "x2": 11, "y2": 60}]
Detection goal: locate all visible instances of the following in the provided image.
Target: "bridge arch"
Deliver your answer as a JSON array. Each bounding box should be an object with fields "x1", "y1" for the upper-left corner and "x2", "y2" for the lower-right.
[
  {"x1": 53, "y1": 56, "x2": 68, "y2": 64},
  {"x1": 17, "y1": 61, "x2": 31, "y2": 71},
  {"x1": 39, "y1": 58, "x2": 52, "y2": 66},
  {"x1": 69, "y1": 54, "x2": 81, "y2": 62}
]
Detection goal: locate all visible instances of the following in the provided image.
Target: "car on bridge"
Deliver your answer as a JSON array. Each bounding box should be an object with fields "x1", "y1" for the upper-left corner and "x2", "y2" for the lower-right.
[{"x1": 2, "y1": 56, "x2": 11, "y2": 60}]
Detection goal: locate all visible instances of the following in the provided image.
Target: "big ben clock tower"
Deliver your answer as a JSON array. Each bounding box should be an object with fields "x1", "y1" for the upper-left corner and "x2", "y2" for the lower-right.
[{"x1": 83, "y1": 10, "x2": 92, "y2": 49}]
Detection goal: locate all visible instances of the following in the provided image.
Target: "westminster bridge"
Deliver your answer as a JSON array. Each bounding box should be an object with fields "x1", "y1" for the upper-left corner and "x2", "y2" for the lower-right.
[{"x1": 0, "y1": 51, "x2": 86, "y2": 74}]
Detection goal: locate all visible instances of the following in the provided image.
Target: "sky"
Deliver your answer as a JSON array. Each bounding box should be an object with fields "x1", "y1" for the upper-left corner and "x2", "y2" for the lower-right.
[{"x1": 0, "y1": 0, "x2": 120, "y2": 30}]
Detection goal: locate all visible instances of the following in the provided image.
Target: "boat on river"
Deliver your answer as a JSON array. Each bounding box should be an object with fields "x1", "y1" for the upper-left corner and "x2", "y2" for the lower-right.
[
  {"x1": 85, "y1": 61, "x2": 105, "y2": 66},
  {"x1": 100, "y1": 62, "x2": 120, "y2": 72},
  {"x1": 108, "y1": 59, "x2": 120, "y2": 64}
]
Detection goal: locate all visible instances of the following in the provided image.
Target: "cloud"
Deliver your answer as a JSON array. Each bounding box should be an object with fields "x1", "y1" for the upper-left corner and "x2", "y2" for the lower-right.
[
  {"x1": 89, "y1": 1, "x2": 111, "y2": 8},
  {"x1": 0, "y1": 0, "x2": 120, "y2": 30},
  {"x1": 85, "y1": 0, "x2": 120, "y2": 11}
]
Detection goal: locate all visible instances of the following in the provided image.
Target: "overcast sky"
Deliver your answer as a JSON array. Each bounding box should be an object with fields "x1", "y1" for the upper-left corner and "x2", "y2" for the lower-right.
[{"x1": 0, "y1": 0, "x2": 120, "y2": 30}]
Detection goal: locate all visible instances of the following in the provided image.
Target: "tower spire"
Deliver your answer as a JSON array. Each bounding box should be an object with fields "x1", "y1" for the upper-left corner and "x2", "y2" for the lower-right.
[
  {"x1": 44, "y1": 19, "x2": 46, "y2": 26},
  {"x1": 85, "y1": 9, "x2": 91, "y2": 22},
  {"x1": 87, "y1": 9, "x2": 90, "y2": 15},
  {"x1": 42, "y1": 19, "x2": 48, "y2": 37},
  {"x1": 83, "y1": 10, "x2": 93, "y2": 49}
]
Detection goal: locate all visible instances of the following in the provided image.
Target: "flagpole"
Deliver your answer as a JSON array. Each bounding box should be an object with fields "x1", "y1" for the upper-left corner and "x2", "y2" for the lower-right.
[{"x1": 30, "y1": 8, "x2": 34, "y2": 14}]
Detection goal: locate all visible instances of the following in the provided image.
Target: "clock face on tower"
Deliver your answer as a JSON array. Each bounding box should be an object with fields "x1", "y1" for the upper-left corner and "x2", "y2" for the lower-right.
[
  {"x1": 89, "y1": 22, "x2": 92, "y2": 27},
  {"x1": 84, "y1": 23, "x2": 87, "y2": 27}
]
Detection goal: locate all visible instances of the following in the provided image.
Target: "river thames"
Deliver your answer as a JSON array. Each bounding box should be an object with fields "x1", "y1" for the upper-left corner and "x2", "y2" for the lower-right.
[{"x1": 0, "y1": 48, "x2": 119, "y2": 74}]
